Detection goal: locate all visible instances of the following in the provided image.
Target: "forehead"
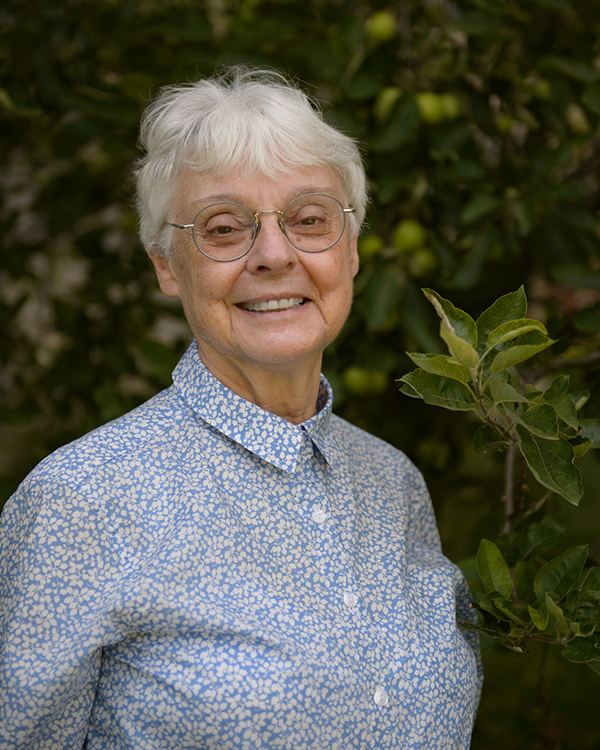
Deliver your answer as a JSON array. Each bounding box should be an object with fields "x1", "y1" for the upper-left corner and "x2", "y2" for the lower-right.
[{"x1": 174, "y1": 165, "x2": 345, "y2": 210}]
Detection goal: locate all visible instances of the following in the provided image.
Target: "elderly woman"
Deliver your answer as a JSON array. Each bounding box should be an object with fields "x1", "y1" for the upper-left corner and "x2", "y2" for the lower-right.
[{"x1": 0, "y1": 68, "x2": 482, "y2": 749}]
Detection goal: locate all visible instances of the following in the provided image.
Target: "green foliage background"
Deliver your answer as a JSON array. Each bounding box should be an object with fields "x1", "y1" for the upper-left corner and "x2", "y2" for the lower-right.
[{"x1": 2, "y1": 0, "x2": 600, "y2": 747}]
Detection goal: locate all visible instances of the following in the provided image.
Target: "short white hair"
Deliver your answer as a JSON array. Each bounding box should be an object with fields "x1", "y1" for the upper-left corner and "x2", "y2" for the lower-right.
[{"x1": 134, "y1": 66, "x2": 368, "y2": 257}]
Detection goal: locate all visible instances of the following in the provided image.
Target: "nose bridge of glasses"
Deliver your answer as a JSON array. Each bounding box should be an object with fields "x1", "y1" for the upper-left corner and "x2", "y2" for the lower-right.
[{"x1": 254, "y1": 208, "x2": 286, "y2": 235}]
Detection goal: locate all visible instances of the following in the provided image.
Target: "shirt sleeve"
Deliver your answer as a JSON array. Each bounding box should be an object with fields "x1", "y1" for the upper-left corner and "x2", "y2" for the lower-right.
[
  {"x1": 0, "y1": 472, "x2": 124, "y2": 750},
  {"x1": 408, "y1": 464, "x2": 484, "y2": 701}
]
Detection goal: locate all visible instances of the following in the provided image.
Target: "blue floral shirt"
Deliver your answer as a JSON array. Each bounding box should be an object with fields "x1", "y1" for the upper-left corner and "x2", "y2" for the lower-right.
[{"x1": 0, "y1": 342, "x2": 482, "y2": 750}]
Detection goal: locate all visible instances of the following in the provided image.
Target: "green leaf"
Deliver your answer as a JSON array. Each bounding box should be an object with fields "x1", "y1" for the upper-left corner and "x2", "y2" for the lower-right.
[
  {"x1": 544, "y1": 375, "x2": 578, "y2": 430},
  {"x1": 488, "y1": 378, "x2": 530, "y2": 404},
  {"x1": 562, "y1": 635, "x2": 600, "y2": 664},
  {"x1": 521, "y1": 519, "x2": 565, "y2": 560},
  {"x1": 516, "y1": 427, "x2": 583, "y2": 504},
  {"x1": 573, "y1": 439, "x2": 593, "y2": 457},
  {"x1": 405, "y1": 352, "x2": 471, "y2": 384},
  {"x1": 476, "y1": 287, "x2": 527, "y2": 355},
  {"x1": 566, "y1": 568, "x2": 600, "y2": 623},
  {"x1": 490, "y1": 338, "x2": 556, "y2": 373},
  {"x1": 487, "y1": 318, "x2": 548, "y2": 349},
  {"x1": 534, "y1": 545, "x2": 588, "y2": 602},
  {"x1": 569, "y1": 621, "x2": 596, "y2": 638},
  {"x1": 521, "y1": 404, "x2": 559, "y2": 440},
  {"x1": 398, "y1": 370, "x2": 476, "y2": 411},
  {"x1": 528, "y1": 602, "x2": 550, "y2": 631},
  {"x1": 439, "y1": 323, "x2": 480, "y2": 367},
  {"x1": 473, "y1": 425, "x2": 506, "y2": 456},
  {"x1": 477, "y1": 592, "x2": 513, "y2": 622},
  {"x1": 460, "y1": 194, "x2": 502, "y2": 225},
  {"x1": 493, "y1": 597, "x2": 529, "y2": 627},
  {"x1": 477, "y1": 539, "x2": 513, "y2": 599},
  {"x1": 422, "y1": 288, "x2": 478, "y2": 347},
  {"x1": 545, "y1": 594, "x2": 570, "y2": 637}
]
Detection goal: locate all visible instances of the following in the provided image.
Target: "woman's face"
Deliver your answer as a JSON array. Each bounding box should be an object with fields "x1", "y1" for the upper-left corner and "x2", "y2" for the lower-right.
[{"x1": 150, "y1": 166, "x2": 359, "y2": 381}]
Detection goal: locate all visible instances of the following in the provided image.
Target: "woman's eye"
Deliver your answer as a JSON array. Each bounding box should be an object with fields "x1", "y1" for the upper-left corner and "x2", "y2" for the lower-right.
[
  {"x1": 212, "y1": 223, "x2": 236, "y2": 234},
  {"x1": 289, "y1": 208, "x2": 326, "y2": 227}
]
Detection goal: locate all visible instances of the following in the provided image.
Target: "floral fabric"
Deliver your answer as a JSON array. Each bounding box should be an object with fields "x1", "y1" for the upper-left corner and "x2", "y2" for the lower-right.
[{"x1": 0, "y1": 342, "x2": 482, "y2": 749}]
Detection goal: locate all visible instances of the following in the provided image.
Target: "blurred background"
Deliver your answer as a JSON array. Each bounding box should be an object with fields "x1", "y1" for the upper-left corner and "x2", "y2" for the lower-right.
[{"x1": 1, "y1": 1, "x2": 600, "y2": 747}]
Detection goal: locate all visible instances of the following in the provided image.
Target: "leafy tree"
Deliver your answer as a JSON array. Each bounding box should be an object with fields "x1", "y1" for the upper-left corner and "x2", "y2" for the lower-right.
[
  {"x1": 400, "y1": 286, "x2": 600, "y2": 667},
  {"x1": 2, "y1": 0, "x2": 600, "y2": 746}
]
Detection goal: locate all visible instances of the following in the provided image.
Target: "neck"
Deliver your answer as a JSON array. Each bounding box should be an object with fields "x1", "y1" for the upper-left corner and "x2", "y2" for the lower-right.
[{"x1": 196, "y1": 344, "x2": 323, "y2": 424}]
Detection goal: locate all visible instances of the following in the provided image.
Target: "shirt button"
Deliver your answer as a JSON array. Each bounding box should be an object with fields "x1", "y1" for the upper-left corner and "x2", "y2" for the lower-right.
[
  {"x1": 373, "y1": 686, "x2": 389, "y2": 707},
  {"x1": 343, "y1": 592, "x2": 358, "y2": 608},
  {"x1": 311, "y1": 507, "x2": 327, "y2": 524}
]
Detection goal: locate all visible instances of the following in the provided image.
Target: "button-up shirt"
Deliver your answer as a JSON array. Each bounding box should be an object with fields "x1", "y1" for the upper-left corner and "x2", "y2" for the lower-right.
[{"x1": 0, "y1": 342, "x2": 482, "y2": 750}]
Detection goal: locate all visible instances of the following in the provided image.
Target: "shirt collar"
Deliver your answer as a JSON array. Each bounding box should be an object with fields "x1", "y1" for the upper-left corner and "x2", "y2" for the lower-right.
[{"x1": 172, "y1": 342, "x2": 334, "y2": 473}]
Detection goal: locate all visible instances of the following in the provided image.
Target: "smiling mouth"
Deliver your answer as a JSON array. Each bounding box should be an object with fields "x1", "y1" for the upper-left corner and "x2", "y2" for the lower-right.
[{"x1": 239, "y1": 297, "x2": 307, "y2": 313}]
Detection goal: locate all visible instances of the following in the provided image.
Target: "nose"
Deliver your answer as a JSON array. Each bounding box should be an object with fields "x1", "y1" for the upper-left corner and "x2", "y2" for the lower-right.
[{"x1": 246, "y1": 212, "x2": 298, "y2": 273}]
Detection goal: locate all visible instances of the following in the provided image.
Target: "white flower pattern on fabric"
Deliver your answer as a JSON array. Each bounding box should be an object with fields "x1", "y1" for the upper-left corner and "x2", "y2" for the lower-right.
[{"x1": 0, "y1": 342, "x2": 482, "y2": 750}]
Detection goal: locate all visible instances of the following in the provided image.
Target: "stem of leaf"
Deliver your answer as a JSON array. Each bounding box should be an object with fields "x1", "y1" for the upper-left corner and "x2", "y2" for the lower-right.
[{"x1": 501, "y1": 443, "x2": 516, "y2": 535}]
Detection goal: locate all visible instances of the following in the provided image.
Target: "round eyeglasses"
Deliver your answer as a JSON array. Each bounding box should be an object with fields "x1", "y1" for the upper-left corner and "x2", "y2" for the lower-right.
[{"x1": 166, "y1": 193, "x2": 355, "y2": 262}]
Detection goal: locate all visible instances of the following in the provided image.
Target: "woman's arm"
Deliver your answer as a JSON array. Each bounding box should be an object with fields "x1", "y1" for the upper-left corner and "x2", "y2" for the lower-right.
[{"x1": 0, "y1": 475, "x2": 123, "y2": 750}]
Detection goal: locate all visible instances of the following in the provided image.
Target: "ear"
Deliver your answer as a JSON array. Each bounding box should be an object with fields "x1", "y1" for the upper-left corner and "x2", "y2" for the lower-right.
[
  {"x1": 148, "y1": 251, "x2": 181, "y2": 298},
  {"x1": 350, "y1": 234, "x2": 360, "y2": 278}
]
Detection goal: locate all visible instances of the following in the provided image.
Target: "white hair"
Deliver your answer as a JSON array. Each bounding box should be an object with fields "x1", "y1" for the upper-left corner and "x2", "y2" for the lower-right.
[{"x1": 134, "y1": 66, "x2": 368, "y2": 257}]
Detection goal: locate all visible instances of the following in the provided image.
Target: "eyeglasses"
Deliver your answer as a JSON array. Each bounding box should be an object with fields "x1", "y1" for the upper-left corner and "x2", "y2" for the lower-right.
[{"x1": 166, "y1": 193, "x2": 355, "y2": 262}]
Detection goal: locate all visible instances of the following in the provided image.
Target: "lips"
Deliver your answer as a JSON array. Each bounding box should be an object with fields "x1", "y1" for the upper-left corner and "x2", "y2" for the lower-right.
[{"x1": 239, "y1": 297, "x2": 307, "y2": 313}]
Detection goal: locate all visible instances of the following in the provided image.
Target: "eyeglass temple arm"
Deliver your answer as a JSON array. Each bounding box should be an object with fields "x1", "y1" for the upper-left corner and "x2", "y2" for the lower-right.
[{"x1": 167, "y1": 222, "x2": 194, "y2": 229}]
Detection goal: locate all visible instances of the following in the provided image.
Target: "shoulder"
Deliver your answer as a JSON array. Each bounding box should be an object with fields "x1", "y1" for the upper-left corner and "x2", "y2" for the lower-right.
[
  {"x1": 329, "y1": 412, "x2": 424, "y2": 484},
  {"x1": 8, "y1": 384, "x2": 196, "y2": 507},
  {"x1": 1, "y1": 385, "x2": 202, "y2": 562}
]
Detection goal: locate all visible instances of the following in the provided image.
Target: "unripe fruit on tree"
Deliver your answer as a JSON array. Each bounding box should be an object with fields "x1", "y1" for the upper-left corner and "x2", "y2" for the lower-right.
[
  {"x1": 358, "y1": 234, "x2": 384, "y2": 259},
  {"x1": 532, "y1": 78, "x2": 551, "y2": 101},
  {"x1": 566, "y1": 103, "x2": 591, "y2": 134},
  {"x1": 415, "y1": 92, "x2": 445, "y2": 124},
  {"x1": 495, "y1": 115, "x2": 514, "y2": 134},
  {"x1": 365, "y1": 11, "x2": 398, "y2": 42},
  {"x1": 343, "y1": 366, "x2": 372, "y2": 395},
  {"x1": 374, "y1": 86, "x2": 402, "y2": 121},
  {"x1": 393, "y1": 219, "x2": 426, "y2": 253},
  {"x1": 408, "y1": 248, "x2": 437, "y2": 277},
  {"x1": 439, "y1": 93, "x2": 461, "y2": 120},
  {"x1": 343, "y1": 366, "x2": 388, "y2": 395}
]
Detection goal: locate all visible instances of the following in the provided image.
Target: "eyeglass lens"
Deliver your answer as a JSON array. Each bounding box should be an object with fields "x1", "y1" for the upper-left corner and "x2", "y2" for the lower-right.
[{"x1": 191, "y1": 194, "x2": 346, "y2": 261}]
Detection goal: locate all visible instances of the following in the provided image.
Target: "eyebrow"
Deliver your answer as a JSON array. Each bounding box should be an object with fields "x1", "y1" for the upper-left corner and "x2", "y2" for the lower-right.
[{"x1": 190, "y1": 186, "x2": 346, "y2": 208}]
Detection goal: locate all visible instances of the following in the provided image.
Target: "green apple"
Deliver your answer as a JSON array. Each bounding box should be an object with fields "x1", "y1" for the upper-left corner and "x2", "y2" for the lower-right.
[
  {"x1": 566, "y1": 103, "x2": 591, "y2": 134},
  {"x1": 343, "y1": 366, "x2": 388, "y2": 395},
  {"x1": 532, "y1": 78, "x2": 551, "y2": 101},
  {"x1": 439, "y1": 93, "x2": 461, "y2": 120},
  {"x1": 495, "y1": 115, "x2": 514, "y2": 134},
  {"x1": 415, "y1": 92, "x2": 444, "y2": 124},
  {"x1": 374, "y1": 86, "x2": 402, "y2": 121},
  {"x1": 365, "y1": 11, "x2": 398, "y2": 42},
  {"x1": 343, "y1": 366, "x2": 372, "y2": 395},
  {"x1": 393, "y1": 219, "x2": 426, "y2": 252},
  {"x1": 358, "y1": 234, "x2": 384, "y2": 259},
  {"x1": 408, "y1": 248, "x2": 437, "y2": 277}
]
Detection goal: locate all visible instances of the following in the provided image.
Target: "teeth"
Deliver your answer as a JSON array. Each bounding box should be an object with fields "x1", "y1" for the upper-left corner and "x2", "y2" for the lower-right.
[{"x1": 242, "y1": 297, "x2": 305, "y2": 313}]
